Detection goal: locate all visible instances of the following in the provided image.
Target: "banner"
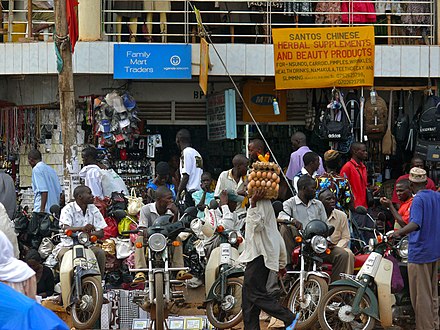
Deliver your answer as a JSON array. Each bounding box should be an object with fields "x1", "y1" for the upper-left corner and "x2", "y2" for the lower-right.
[
  {"x1": 207, "y1": 89, "x2": 237, "y2": 141},
  {"x1": 199, "y1": 38, "x2": 209, "y2": 95},
  {"x1": 273, "y1": 26, "x2": 375, "y2": 89},
  {"x1": 113, "y1": 44, "x2": 192, "y2": 79}
]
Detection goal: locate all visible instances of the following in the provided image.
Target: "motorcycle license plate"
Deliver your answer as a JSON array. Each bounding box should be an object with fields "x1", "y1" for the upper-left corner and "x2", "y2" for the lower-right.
[{"x1": 220, "y1": 244, "x2": 231, "y2": 264}]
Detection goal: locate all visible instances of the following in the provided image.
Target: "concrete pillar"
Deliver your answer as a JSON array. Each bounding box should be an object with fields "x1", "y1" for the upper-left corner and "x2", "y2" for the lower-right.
[{"x1": 78, "y1": 0, "x2": 101, "y2": 41}]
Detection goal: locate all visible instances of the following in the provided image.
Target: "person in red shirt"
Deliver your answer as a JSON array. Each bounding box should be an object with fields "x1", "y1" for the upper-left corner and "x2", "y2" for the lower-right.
[
  {"x1": 380, "y1": 179, "x2": 413, "y2": 230},
  {"x1": 391, "y1": 157, "x2": 436, "y2": 207},
  {"x1": 340, "y1": 142, "x2": 368, "y2": 209}
]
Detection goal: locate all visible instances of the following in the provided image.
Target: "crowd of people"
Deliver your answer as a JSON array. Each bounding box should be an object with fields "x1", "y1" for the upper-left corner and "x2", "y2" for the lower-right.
[{"x1": 0, "y1": 127, "x2": 439, "y2": 330}]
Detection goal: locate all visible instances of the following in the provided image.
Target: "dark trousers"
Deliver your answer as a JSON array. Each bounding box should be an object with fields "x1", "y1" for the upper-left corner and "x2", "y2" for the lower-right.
[{"x1": 242, "y1": 256, "x2": 295, "y2": 330}]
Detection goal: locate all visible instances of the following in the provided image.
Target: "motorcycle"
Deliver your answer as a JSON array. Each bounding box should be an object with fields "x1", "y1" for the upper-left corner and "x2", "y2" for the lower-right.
[
  {"x1": 123, "y1": 207, "x2": 197, "y2": 330},
  {"x1": 273, "y1": 201, "x2": 334, "y2": 329},
  {"x1": 58, "y1": 230, "x2": 103, "y2": 329},
  {"x1": 203, "y1": 223, "x2": 245, "y2": 329},
  {"x1": 318, "y1": 231, "x2": 414, "y2": 330}
]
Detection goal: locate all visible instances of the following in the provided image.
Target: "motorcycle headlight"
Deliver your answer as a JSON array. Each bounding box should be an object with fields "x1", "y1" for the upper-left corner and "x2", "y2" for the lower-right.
[
  {"x1": 311, "y1": 235, "x2": 327, "y2": 254},
  {"x1": 228, "y1": 231, "x2": 238, "y2": 245},
  {"x1": 148, "y1": 233, "x2": 167, "y2": 252},
  {"x1": 78, "y1": 232, "x2": 89, "y2": 245},
  {"x1": 398, "y1": 238, "x2": 408, "y2": 258}
]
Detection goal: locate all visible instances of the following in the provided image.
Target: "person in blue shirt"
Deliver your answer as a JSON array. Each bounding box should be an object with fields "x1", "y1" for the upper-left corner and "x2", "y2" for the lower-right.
[
  {"x1": 192, "y1": 172, "x2": 215, "y2": 218},
  {"x1": 393, "y1": 167, "x2": 440, "y2": 330},
  {"x1": 28, "y1": 149, "x2": 62, "y2": 213},
  {"x1": 145, "y1": 161, "x2": 176, "y2": 204}
]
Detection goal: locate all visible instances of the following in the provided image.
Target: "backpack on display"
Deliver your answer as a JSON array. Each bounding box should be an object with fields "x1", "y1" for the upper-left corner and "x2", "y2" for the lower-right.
[
  {"x1": 364, "y1": 91, "x2": 388, "y2": 139},
  {"x1": 319, "y1": 89, "x2": 352, "y2": 141},
  {"x1": 394, "y1": 90, "x2": 409, "y2": 144},
  {"x1": 418, "y1": 95, "x2": 440, "y2": 140}
]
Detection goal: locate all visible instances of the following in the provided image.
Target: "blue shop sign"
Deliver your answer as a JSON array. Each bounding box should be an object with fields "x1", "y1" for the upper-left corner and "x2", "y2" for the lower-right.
[{"x1": 113, "y1": 44, "x2": 192, "y2": 79}]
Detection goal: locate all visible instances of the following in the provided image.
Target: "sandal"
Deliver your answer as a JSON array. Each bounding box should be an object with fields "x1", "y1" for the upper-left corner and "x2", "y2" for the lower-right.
[
  {"x1": 132, "y1": 272, "x2": 146, "y2": 284},
  {"x1": 176, "y1": 270, "x2": 193, "y2": 281}
]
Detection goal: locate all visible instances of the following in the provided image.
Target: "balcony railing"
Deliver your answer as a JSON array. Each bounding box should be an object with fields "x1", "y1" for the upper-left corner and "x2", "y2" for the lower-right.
[{"x1": 1, "y1": 0, "x2": 436, "y2": 45}]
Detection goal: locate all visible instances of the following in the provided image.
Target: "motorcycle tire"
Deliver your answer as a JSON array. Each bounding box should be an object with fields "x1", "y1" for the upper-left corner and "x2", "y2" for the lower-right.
[
  {"x1": 318, "y1": 285, "x2": 375, "y2": 330},
  {"x1": 155, "y1": 272, "x2": 165, "y2": 330},
  {"x1": 206, "y1": 277, "x2": 243, "y2": 329},
  {"x1": 71, "y1": 276, "x2": 103, "y2": 330},
  {"x1": 287, "y1": 275, "x2": 328, "y2": 330}
]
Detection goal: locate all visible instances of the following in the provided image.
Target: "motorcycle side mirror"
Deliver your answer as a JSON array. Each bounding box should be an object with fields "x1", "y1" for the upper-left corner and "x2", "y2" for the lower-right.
[
  {"x1": 112, "y1": 209, "x2": 127, "y2": 221},
  {"x1": 209, "y1": 199, "x2": 219, "y2": 210},
  {"x1": 272, "y1": 201, "x2": 284, "y2": 218},
  {"x1": 327, "y1": 225, "x2": 335, "y2": 237},
  {"x1": 184, "y1": 206, "x2": 198, "y2": 218},
  {"x1": 355, "y1": 206, "x2": 368, "y2": 215}
]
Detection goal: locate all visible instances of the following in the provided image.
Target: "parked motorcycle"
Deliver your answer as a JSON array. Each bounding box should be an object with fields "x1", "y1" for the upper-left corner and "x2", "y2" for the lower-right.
[
  {"x1": 273, "y1": 201, "x2": 334, "y2": 329},
  {"x1": 203, "y1": 223, "x2": 245, "y2": 329},
  {"x1": 318, "y1": 231, "x2": 414, "y2": 330},
  {"x1": 58, "y1": 229, "x2": 103, "y2": 329},
  {"x1": 123, "y1": 207, "x2": 197, "y2": 330}
]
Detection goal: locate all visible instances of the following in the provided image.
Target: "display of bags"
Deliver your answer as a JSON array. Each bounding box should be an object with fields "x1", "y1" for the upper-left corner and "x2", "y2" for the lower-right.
[
  {"x1": 27, "y1": 212, "x2": 52, "y2": 237},
  {"x1": 319, "y1": 90, "x2": 352, "y2": 141},
  {"x1": 101, "y1": 169, "x2": 129, "y2": 197},
  {"x1": 364, "y1": 91, "x2": 388, "y2": 138},
  {"x1": 13, "y1": 212, "x2": 30, "y2": 233},
  {"x1": 127, "y1": 189, "x2": 144, "y2": 216},
  {"x1": 104, "y1": 217, "x2": 119, "y2": 239}
]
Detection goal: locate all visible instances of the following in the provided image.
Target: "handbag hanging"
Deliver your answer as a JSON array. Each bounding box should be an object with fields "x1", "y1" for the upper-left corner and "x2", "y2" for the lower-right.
[
  {"x1": 127, "y1": 188, "x2": 144, "y2": 216},
  {"x1": 115, "y1": 237, "x2": 133, "y2": 259}
]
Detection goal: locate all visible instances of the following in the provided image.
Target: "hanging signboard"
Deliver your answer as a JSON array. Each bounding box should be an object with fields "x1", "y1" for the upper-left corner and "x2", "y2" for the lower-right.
[
  {"x1": 113, "y1": 44, "x2": 192, "y2": 79},
  {"x1": 207, "y1": 89, "x2": 237, "y2": 141},
  {"x1": 273, "y1": 26, "x2": 375, "y2": 90},
  {"x1": 242, "y1": 80, "x2": 287, "y2": 122},
  {"x1": 199, "y1": 38, "x2": 210, "y2": 95}
]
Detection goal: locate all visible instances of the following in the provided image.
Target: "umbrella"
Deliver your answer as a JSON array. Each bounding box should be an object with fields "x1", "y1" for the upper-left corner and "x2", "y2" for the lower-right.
[{"x1": 0, "y1": 283, "x2": 69, "y2": 330}]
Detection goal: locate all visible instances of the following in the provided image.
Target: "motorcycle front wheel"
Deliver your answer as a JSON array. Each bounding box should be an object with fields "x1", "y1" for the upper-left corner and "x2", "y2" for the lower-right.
[
  {"x1": 287, "y1": 274, "x2": 328, "y2": 329},
  {"x1": 206, "y1": 277, "x2": 243, "y2": 329},
  {"x1": 318, "y1": 286, "x2": 375, "y2": 330},
  {"x1": 155, "y1": 272, "x2": 165, "y2": 330},
  {"x1": 71, "y1": 276, "x2": 103, "y2": 329}
]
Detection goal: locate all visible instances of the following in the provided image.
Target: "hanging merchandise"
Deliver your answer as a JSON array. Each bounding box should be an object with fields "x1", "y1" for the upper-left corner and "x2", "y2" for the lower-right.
[
  {"x1": 382, "y1": 91, "x2": 397, "y2": 155},
  {"x1": 394, "y1": 90, "x2": 409, "y2": 144},
  {"x1": 364, "y1": 89, "x2": 388, "y2": 139},
  {"x1": 93, "y1": 91, "x2": 141, "y2": 148},
  {"x1": 319, "y1": 89, "x2": 352, "y2": 142}
]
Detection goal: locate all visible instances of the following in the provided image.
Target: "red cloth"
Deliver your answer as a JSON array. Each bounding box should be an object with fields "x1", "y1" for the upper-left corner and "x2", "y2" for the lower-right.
[
  {"x1": 397, "y1": 197, "x2": 413, "y2": 227},
  {"x1": 66, "y1": 0, "x2": 79, "y2": 53},
  {"x1": 391, "y1": 174, "x2": 437, "y2": 204},
  {"x1": 341, "y1": 0, "x2": 376, "y2": 23},
  {"x1": 340, "y1": 159, "x2": 368, "y2": 208}
]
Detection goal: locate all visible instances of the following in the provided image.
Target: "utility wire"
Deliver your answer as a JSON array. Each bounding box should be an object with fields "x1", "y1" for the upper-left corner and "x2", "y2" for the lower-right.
[{"x1": 189, "y1": 1, "x2": 295, "y2": 196}]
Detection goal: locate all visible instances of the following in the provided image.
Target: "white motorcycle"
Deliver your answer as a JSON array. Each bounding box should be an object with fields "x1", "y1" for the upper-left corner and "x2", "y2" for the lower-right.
[{"x1": 59, "y1": 229, "x2": 103, "y2": 329}]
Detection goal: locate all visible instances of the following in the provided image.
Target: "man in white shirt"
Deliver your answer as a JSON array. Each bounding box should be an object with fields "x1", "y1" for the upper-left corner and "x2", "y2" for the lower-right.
[
  {"x1": 292, "y1": 151, "x2": 320, "y2": 194},
  {"x1": 318, "y1": 189, "x2": 354, "y2": 274},
  {"x1": 79, "y1": 146, "x2": 104, "y2": 199},
  {"x1": 214, "y1": 154, "x2": 248, "y2": 210},
  {"x1": 175, "y1": 129, "x2": 203, "y2": 209},
  {"x1": 217, "y1": 190, "x2": 246, "y2": 231},
  {"x1": 58, "y1": 185, "x2": 107, "y2": 275},
  {"x1": 133, "y1": 186, "x2": 190, "y2": 283}
]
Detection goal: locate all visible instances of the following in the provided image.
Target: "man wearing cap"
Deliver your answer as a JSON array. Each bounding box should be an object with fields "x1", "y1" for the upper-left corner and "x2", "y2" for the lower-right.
[
  {"x1": 286, "y1": 131, "x2": 325, "y2": 183},
  {"x1": 316, "y1": 149, "x2": 353, "y2": 215},
  {"x1": 391, "y1": 156, "x2": 437, "y2": 208},
  {"x1": 393, "y1": 167, "x2": 440, "y2": 330}
]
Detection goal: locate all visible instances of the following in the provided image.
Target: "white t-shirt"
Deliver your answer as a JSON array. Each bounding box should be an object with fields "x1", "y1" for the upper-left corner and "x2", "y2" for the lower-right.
[
  {"x1": 59, "y1": 202, "x2": 107, "y2": 247},
  {"x1": 180, "y1": 147, "x2": 203, "y2": 192},
  {"x1": 79, "y1": 164, "x2": 104, "y2": 199}
]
